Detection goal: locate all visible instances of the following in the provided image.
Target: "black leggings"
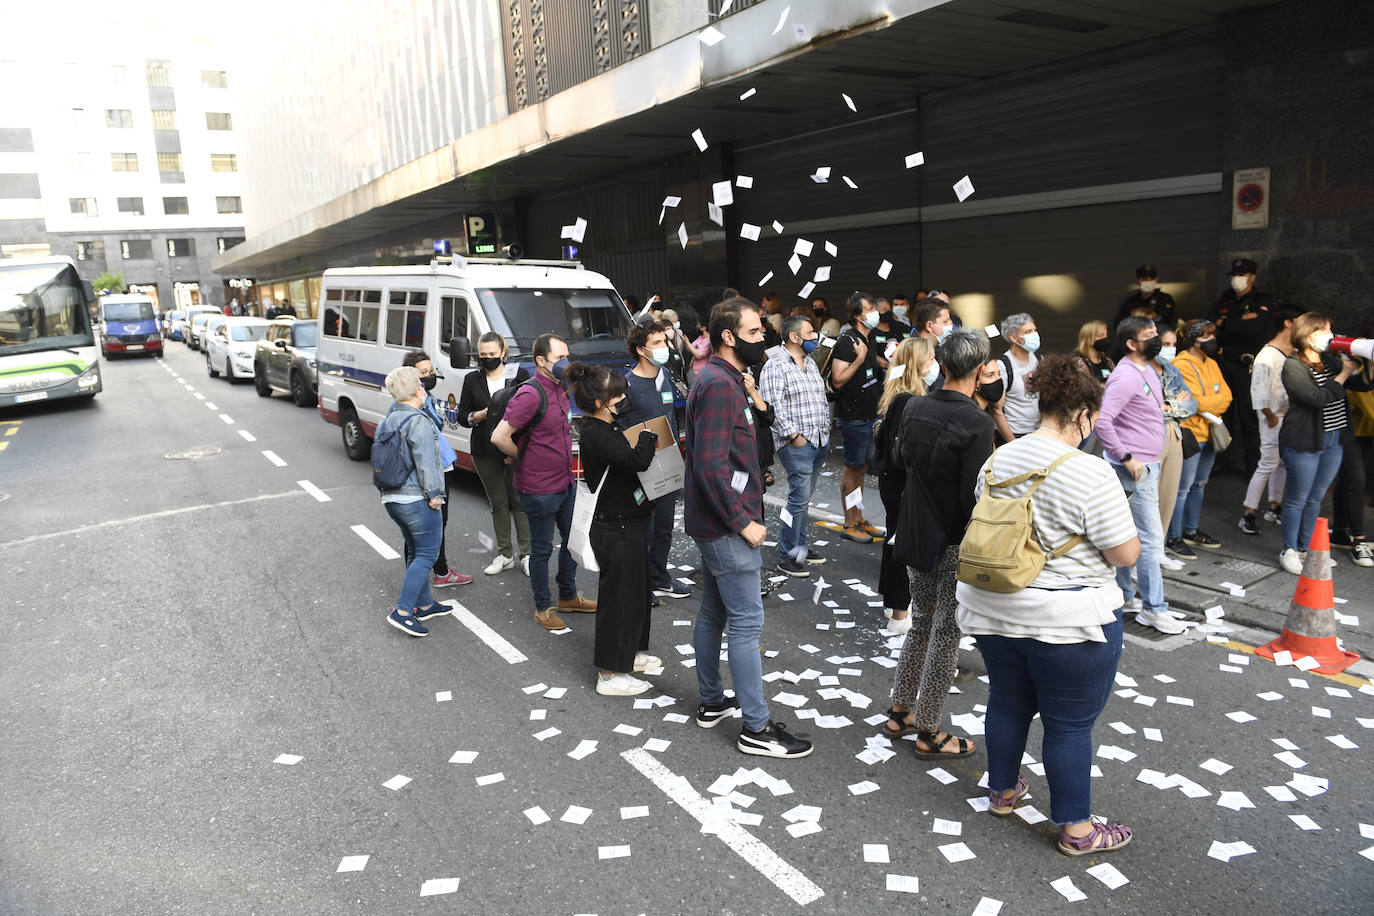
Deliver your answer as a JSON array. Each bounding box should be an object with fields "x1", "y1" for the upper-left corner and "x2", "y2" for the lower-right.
[{"x1": 1333, "y1": 428, "x2": 1368, "y2": 538}]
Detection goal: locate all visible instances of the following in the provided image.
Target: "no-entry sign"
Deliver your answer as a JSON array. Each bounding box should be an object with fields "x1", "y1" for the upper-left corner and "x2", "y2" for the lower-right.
[{"x1": 1232, "y1": 167, "x2": 1270, "y2": 230}]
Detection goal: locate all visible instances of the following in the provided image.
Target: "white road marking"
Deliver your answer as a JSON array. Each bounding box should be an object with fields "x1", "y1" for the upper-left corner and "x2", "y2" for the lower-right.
[
  {"x1": 620, "y1": 748, "x2": 825, "y2": 906},
  {"x1": 194, "y1": 393, "x2": 205, "y2": 400},
  {"x1": 205, "y1": 402, "x2": 217, "y2": 410},
  {"x1": 446, "y1": 600, "x2": 528, "y2": 664},
  {"x1": 297, "y1": 480, "x2": 331, "y2": 502},
  {"x1": 261, "y1": 450, "x2": 287, "y2": 467},
  {"x1": 237, "y1": 429, "x2": 257, "y2": 442},
  {"x1": 0, "y1": 491, "x2": 304, "y2": 550},
  {"x1": 351, "y1": 524, "x2": 400, "y2": 560},
  {"x1": 219, "y1": 413, "x2": 234, "y2": 424}
]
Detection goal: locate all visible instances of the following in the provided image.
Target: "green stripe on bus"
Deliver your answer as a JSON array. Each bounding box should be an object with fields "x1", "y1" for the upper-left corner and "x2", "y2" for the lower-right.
[{"x1": 0, "y1": 361, "x2": 87, "y2": 379}]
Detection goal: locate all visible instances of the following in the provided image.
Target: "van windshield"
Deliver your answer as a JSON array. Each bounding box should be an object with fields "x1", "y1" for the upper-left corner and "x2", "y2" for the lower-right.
[
  {"x1": 479, "y1": 288, "x2": 631, "y2": 358},
  {"x1": 103, "y1": 302, "x2": 156, "y2": 321}
]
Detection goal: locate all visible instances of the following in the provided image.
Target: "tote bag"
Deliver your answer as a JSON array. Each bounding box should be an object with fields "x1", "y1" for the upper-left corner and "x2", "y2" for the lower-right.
[{"x1": 568, "y1": 467, "x2": 609, "y2": 572}]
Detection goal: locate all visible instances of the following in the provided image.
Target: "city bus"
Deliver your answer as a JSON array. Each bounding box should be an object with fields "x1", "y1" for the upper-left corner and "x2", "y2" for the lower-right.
[{"x1": 0, "y1": 256, "x2": 102, "y2": 406}]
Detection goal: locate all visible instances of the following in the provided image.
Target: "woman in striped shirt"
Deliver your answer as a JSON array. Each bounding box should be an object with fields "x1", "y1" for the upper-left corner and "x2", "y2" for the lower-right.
[{"x1": 1277, "y1": 312, "x2": 1361, "y2": 574}]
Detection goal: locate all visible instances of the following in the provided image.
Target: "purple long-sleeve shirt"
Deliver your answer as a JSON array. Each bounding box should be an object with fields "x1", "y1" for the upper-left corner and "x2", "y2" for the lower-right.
[{"x1": 1095, "y1": 358, "x2": 1165, "y2": 464}]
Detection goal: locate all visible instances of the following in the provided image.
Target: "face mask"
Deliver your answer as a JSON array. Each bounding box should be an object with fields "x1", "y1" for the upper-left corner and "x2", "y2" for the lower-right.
[
  {"x1": 978, "y1": 378, "x2": 1005, "y2": 403},
  {"x1": 893, "y1": 306, "x2": 908, "y2": 321},
  {"x1": 800, "y1": 337, "x2": 819, "y2": 355},
  {"x1": 420, "y1": 374, "x2": 437, "y2": 392},
  {"x1": 550, "y1": 357, "x2": 570, "y2": 380},
  {"x1": 1157, "y1": 346, "x2": 1176, "y2": 363},
  {"x1": 646, "y1": 346, "x2": 670, "y2": 367},
  {"x1": 733, "y1": 336, "x2": 768, "y2": 367},
  {"x1": 1137, "y1": 337, "x2": 1163, "y2": 360},
  {"x1": 1092, "y1": 337, "x2": 1111, "y2": 354},
  {"x1": 605, "y1": 398, "x2": 623, "y2": 418},
  {"x1": 672, "y1": 321, "x2": 681, "y2": 330},
  {"x1": 1199, "y1": 339, "x2": 1219, "y2": 358},
  {"x1": 1230, "y1": 275, "x2": 1250, "y2": 293},
  {"x1": 1076, "y1": 411, "x2": 1094, "y2": 445},
  {"x1": 921, "y1": 363, "x2": 941, "y2": 387},
  {"x1": 1020, "y1": 332, "x2": 1041, "y2": 353},
  {"x1": 1311, "y1": 332, "x2": 1334, "y2": 353},
  {"x1": 478, "y1": 355, "x2": 502, "y2": 373},
  {"x1": 938, "y1": 323, "x2": 954, "y2": 343},
  {"x1": 1139, "y1": 280, "x2": 1159, "y2": 295},
  {"x1": 862, "y1": 311, "x2": 880, "y2": 329}
]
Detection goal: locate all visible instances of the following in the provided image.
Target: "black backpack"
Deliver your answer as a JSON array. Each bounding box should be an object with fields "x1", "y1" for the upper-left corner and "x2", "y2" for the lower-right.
[
  {"x1": 486, "y1": 378, "x2": 548, "y2": 465},
  {"x1": 372, "y1": 412, "x2": 425, "y2": 491}
]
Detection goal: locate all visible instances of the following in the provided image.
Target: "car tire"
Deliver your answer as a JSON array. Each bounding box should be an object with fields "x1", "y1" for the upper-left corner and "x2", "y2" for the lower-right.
[
  {"x1": 207, "y1": 352, "x2": 219, "y2": 377},
  {"x1": 225, "y1": 356, "x2": 235, "y2": 383},
  {"x1": 341, "y1": 405, "x2": 371, "y2": 461},
  {"x1": 254, "y1": 366, "x2": 272, "y2": 397},
  {"x1": 291, "y1": 371, "x2": 316, "y2": 408}
]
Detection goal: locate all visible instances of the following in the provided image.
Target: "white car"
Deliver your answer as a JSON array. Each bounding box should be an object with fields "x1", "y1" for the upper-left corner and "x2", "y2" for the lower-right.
[
  {"x1": 181, "y1": 306, "x2": 221, "y2": 348},
  {"x1": 187, "y1": 309, "x2": 224, "y2": 351},
  {"x1": 206, "y1": 317, "x2": 271, "y2": 381}
]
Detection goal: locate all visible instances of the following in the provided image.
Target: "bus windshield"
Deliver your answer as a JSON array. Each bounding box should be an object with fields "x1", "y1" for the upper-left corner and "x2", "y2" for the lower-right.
[
  {"x1": 0, "y1": 262, "x2": 93, "y2": 356},
  {"x1": 478, "y1": 288, "x2": 632, "y2": 359},
  {"x1": 103, "y1": 302, "x2": 156, "y2": 321}
]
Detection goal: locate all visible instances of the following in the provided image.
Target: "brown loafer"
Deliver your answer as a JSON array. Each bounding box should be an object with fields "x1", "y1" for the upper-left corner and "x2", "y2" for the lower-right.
[
  {"x1": 557, "y1": 595, "x2": 597, "y2": 613},
  {"x1": 534, "y1": 608, "x2": 566, "y2": 630}
]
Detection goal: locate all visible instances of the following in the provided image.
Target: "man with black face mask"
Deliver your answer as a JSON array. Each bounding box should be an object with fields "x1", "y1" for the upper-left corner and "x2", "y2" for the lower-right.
[{"x1": 1094, "y1": 317, "x2": 1186, "y2": 634}]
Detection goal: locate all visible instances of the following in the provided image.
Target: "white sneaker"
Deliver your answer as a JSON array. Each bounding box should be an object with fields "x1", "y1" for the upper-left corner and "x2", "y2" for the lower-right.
[
  {"x1": 1136, "y1": 610, "x2": 1187, "y2": 635},
  {"x1": 596, "y1": 672, "x2": 652, "y2": 696},
  {"x1": 633, "y1": 652, "x2": 662, "y2": 673},
  {"x1": 483, "y1": 554, "x2": 515, "y2": 575},
  {"x1": 1123, "y1": 597, "x2": 1143, "y2": 612},
  {"x1": 884, "y1": 607, "x2": 913, "y2": 635},
  {"x1": 1279, "y1": 549, "x2": 1304, "y2": 575},
  {"x1": 1158, "y1": 554, "x2": 1185, "y2": 571},
  {"x1": 522, "y1": 555, "x2": 530, "y2": 576}
]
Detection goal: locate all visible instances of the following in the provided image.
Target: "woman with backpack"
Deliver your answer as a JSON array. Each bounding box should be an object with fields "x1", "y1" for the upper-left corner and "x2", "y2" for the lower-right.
[
  {"x1": 956, "y1": 354, "x2": 1141, "y2": 856},
  {"x1": 376, "y1": 365, "x2": 450, "y2": 637},
  {"x1": 874, "y1": 337, "x2": 938, "y2": 635},
  {"x1": 566, "y1": 363, "x2": 662, "y2": 696},
  {"x1": 458, "y1": 332, "x2": 532, "y2": 576},
  {"x1": 881, "y1": 328, "x2": 994, "y2": 758}
]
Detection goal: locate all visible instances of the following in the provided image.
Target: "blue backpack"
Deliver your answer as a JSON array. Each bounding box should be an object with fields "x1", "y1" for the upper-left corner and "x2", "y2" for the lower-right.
[{"x1": 372, "y1": 412, "x2": 424, "y2": 491}]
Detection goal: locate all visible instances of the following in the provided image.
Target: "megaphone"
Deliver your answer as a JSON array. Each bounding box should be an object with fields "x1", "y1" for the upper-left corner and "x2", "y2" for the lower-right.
[{"x1": 1331, "y1": 337, "x2": 1374, "y2": 360}]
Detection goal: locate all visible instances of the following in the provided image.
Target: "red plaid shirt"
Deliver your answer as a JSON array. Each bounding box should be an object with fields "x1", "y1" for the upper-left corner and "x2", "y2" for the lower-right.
[{"x1": 684, "y1": 356, "x2": 763, "y2": 540}]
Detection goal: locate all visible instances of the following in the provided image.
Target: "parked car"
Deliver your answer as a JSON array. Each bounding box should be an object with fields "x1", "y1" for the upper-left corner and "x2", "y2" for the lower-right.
[
  {"x1": 181, "y1": 306, "x2": 220, "y2": 348},
  {"x1": 206, "y1": 317, "x2": 270, "y2": 381},
  {"x1": 97, "y1": 294, "x2": 163, "y2": 358},
  {"x1": 164, "y1": 310, "x2": 185, "y2": 340},
  {"x1": 254, "y1": 318, "x2": 318, "y2": 407}
]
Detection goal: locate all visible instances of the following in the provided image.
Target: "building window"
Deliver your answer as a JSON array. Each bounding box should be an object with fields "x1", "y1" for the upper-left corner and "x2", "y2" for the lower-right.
[
  {"x1": 146, "y1": 62, "x2": 172, "y2": 87},
  {"x1": 205, "y1": 112, "x2": 232, "y2": 131},
  {"x1": 75, "y1": 241, "x2": 105, "y2": 261},
  {"x1": 166, "y1": 238, "x2": 196, "y2": 258},
  {"x1": 163, "y1": 196, "x2": 190, "y2": 215},
  {"x1": 157, "y1": 153, "x2": 183, "y2": 173},
  {"x1": 104, "y1": 109, "x2": 133, "y2": 129},
  {"x1": 210, "y1": 153, "x2": 237, "y2": 172},
  {"x1": 111, "y1": 152, "x2": 138, "y2": 172},
  {"x1": 117, "y1": 197, "x2": 145, "y2": 216},
  {"x1": 216, "y1": 237, "x2": 244, "y2": 254},
  {"x1": 201, "y1": 70, "x2": 228, "y2": 89},
  {"x1": 151, "y1": 109, "x2": 177, "y2": 130},
  {"x1": 120, "y1": 239, "x2": 153, "y2": 260},
  {"x1": 216, "y1": 196, "x2": 242, "y2": 214},
  {"x1": 69, "y1": 197, "x2": 98, "y2": 216}
]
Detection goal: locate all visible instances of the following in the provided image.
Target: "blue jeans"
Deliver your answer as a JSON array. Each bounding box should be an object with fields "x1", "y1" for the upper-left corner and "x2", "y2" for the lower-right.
[
  {"x1": 975, "y1": 610, "x2": 1124, "y2": 826},
  {"x1": 1281, "y1": 429, "x2": 1345, "y2": 551},
  {"x1": 384, "y1": 499, "x2": 442, "y2": 613},
  {"x1": 1112, "y1": 461, "x2": 1167, "y2": 614},
  {"x1": 1168, "y1": 441, "x2": 1216, "y2": 540},
  {"x1": 837, "y1": 417, "x2": 876, "y2": 468},
  {"x1": 776, "y1": 439, "x2": 830, "y2": 563},
  {"x1": 519, "y1": 485, "x2": 578, "y2": 610},
  {"x1": 693, "y1": 535, "x2": 769, "y2": 731}
]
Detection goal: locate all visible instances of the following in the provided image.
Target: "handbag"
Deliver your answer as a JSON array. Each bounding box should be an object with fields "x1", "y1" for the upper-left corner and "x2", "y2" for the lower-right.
[
  {"x1": 1187, "y1": 363, "x2": 1231, "y2": 452},
  {"x1": 567, "y1": 467, "x2": 609, "y2": 573},
  {"x1": 1179, "y1": 426, "x2": 1201, "y2": 459}
]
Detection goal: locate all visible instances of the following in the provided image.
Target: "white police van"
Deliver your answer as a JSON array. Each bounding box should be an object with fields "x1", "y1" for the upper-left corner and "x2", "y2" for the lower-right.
[{"x1": 315, "y1": 253, "x2": 636, "y2": 466}]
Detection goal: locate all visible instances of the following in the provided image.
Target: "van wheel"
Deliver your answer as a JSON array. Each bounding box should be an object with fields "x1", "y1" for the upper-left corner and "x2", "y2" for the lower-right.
[
  {"x1": 254, "y1": 366, "x2": 272, "y2": 397},
  {"x1": 341, "y1": 406, "x2": 371, "y2": 461},
  {"x1": 291, "y1": 372, "x2": 316, "y2": 408}
]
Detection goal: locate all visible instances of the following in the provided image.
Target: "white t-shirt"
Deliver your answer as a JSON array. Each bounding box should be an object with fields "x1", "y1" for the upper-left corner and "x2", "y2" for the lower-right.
[
  {"x1": 999, "y1": 350, "x2": 1040, "y2": 434},
  {"x1": 486, "y1": 374, "x2": 504, "y2": 397},
  {"x1": 1249, "y1": 344, "x2": 1288, "y2": 415}
]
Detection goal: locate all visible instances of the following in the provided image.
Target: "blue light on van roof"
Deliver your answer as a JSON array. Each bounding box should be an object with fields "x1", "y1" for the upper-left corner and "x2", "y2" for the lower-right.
[{"x1": 433, "y1": 240, "x2": 451, "y2": 255}]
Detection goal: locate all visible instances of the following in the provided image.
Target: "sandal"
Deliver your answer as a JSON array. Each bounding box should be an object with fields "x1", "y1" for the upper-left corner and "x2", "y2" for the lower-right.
[
  {"x1": 988, "y1": 776, "x2": 1029, "y2": 816},
  {"x1": 1057, "y1": 820, "x2": 1134, "y2": 857},
  {"x1": 763, "y1": 469, "x2": 775, "y2": 487},
  {"x1": 913, "y1": 729, "x2": 975, "y2": 759},
  {"x1": 882, "y1": 707, "x2": 919, "y2": 737}
]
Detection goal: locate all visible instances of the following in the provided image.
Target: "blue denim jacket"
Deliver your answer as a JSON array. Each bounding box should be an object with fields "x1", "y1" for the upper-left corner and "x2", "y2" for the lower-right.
[
  {"x1": 379, "y1": 402, "x2": 446, "y2": 499},
  {"x1": 1159, "y1": 360, "x2": 1198, "y2": 424}
]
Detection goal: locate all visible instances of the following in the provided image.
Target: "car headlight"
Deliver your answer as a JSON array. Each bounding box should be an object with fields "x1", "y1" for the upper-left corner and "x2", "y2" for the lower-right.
[
  {"x1": 308, "y1": 359, "x2": 317, "y2": 369},
  {"x1": 78, "y1": 365, "x2": 100, "y2": 388}
]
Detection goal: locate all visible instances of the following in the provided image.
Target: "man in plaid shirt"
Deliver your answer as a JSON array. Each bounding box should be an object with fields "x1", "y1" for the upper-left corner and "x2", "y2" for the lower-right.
[
  {"x1": 685, "y1": 298, "x2": 814, "y2": 760},
  {"x1": 760, "y1": 314, "x2": 831, "y2": 578}
]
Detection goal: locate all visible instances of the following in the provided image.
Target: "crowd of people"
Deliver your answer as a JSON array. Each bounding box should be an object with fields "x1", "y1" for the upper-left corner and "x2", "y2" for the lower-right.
[{"x1": 367, "y1": 261, "x2": 1372, "y2": 857}]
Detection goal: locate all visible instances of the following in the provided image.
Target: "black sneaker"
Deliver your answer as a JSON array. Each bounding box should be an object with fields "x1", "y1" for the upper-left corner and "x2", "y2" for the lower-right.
[
  {"x1": 775, "y1": 557, "x2": 810, "y2": 578},
  {"x1": 1184, "y1": 529, "x2": 1220, "y2": 549},
  {"x1": 695, "y1": 700, "x2": 740, "y2": 729},
  {"x1": 1238, "y1": 514, "x2": 1260, "y2": 536},
  {"x1": 1166, "y1": 537, "x2": 1197, "y2": 560},
  {"x1": 1330, "y1": 529, "x2": 1355, "y2": 550},
  {"x1": 738, "y1": 721, "x2": 814, "y2": 759},
  {"x1": 803, "y1": 550, "x2": 826, "y2": 566}
]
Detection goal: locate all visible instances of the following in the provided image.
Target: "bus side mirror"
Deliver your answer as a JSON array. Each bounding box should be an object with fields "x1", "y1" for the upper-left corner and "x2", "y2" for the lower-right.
[
  {"x1": 449, "y1": 336, "x2": 471, "y2": 369},
  {"x1": 82, "y1": 280, "x2": 95, "y2": 304}
]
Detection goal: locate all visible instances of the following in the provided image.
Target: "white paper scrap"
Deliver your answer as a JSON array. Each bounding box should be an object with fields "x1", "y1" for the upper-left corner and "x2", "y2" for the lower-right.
[
  {"x1": 337, "y1": 855, "x2": 369, "y2": 873},
  {"x1": 524, "y1": 806, "x2": 550, "y2": 825},
  {"x1": 905, "y1": 151, "x2": 925, "y2": 169},
  {"x1": 691, "y1": 129, "x2": 707, "y2": 152},
  {"x1": 419, "y1": 878, "x2": 460, "y2": 897},
  {"x1": 842, "y1": 93, "x2": 857, "y2": 111},
  {"x1": 973, "y1": 898, "x2": 1004, "y2": 915},
  {"x1": 927, "y1": 767, "x2": 957, "y2": 785},
  {"x1": 382, "y1": 774, "x2": 412, "y2": 791},
  {"x1": 712, "y1": 180, "x2": 734, "y2": 207},
  {"x1": 698, "y1": 25, "x2": 725, "y2": 46},
  {"x1": 1051, "y1": 876, "x2": 1087, "y2": 901},
  {"x1": 932, "y1": 818, "x2": 963, "y2": 836},
  {"x1": 864, "y1": 843, "x2": 890, "y2": 863},
  {"x1": 475, "y1": 772, "x2": 505, "y2": 787},
  {"x1": 886, "y1": 874, "x2": 919, "y2": 894},
  {"x1": 678, "y1": 222, "x2": 689, "y2": 250},
  {"x1": 1200, "y1": 758, "x2": 1233, "y2": 775},
  {"x1": 561, "y1": 805, "x2": 593, "y2": 825},
  {"x1": 1289, "y1": 814, "x2": 1321, "y2": 831},
  {"x1": 740, "y1": 87, "x2": 756, "y2": 100},
  {"x1": 953, "y1": 175, "x2": 976, "y2": 202},
  {"x1": 567, "y1": 739, "x2": 599, "y2": 760},
  {"x1": 878, "y1": 260, "x2": 893, "y2": 280},
  {"x1": 273, "y1": 754, "x2": 302, "y2": 766},
  {"x1": 598, "y1": 845, "x2": 632, "y2": 860},
  {"x1": 1086, "y1": 862, "x2": 1130, "y2": 889},
  {"x1": 740, "y1": 223, "x2": 761, "y2": 241}
]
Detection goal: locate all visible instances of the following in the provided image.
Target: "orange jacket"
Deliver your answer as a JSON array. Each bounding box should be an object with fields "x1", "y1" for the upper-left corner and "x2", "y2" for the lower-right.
[{"x1": 1173, "y1": 351, "x2": 1233, "y2": 442}]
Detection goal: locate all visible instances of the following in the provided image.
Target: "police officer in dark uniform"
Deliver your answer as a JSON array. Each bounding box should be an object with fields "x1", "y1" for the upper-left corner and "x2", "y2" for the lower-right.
[
  {"x1": 1208, "y1": 257, "x2": 1273, "y2": 476},
  {"x1": 1114, "y1": 264, "x2": 1177, "y2": 330}
]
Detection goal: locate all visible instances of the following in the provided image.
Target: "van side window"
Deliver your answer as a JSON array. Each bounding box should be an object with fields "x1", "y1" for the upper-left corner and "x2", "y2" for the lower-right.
[
  {"x1": 357, "y1": 289, "x2": 381, "y2": 341},
  {"x1": 323, "y1": 288, "x2": 345, "y2": 337},
  {"x1": 439, "y1": 295, "x2": 469, "y2": 353},
  {"x1": 385, "y1": 290, "x2": 426, "y2": 349}
]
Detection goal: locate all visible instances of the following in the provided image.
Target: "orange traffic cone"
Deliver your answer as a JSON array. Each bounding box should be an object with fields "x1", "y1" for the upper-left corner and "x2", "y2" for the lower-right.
[{"x1": 1256, "y1": 518, "x2": 1359, "y2": 674}]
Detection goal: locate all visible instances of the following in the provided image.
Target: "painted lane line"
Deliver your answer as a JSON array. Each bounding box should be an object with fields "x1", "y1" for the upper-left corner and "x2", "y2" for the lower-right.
[
  {"x1": 237, "y1": 429, "x2": 257, "y2": 442},
  {"x1": 0, "y1": 441, "x2": 9, "y2": 452},
  {"x1": 262, "y1": 450, "x2": 287, "y2": 467},
  {"x1": 620, "y1": 748, "x2": 825, "y2": 906},
  {"x1": 443, "y1": 600, "x2": 528, "y2": 664},
  {"x1": 219, "y1": 413, "x2": 234, "y2": 425},
  {"x1": 206, "y1": 402, "x2": 217, "y2": 410},
  {"x1": 351, "y1": 524, "x2": 400, "y2": 560},
  {"x1": 4, "y1": 426, "x2": 17, "y2": 436},
  {"x1": 297, "y1": 480, "x2": 331, "y2": 502},
  {"x1": 194, "y1": 393, "x2": 205, "y2": 400}
]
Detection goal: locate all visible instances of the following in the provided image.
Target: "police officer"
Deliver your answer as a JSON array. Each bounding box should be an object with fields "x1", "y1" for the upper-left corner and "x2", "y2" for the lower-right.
[
  {"x1": 1114, "y1": 264, "x2": 1176, "y2": 330},
  {"x1": 1208, "y1": 258, "x2": 1273, "y2": 477}
]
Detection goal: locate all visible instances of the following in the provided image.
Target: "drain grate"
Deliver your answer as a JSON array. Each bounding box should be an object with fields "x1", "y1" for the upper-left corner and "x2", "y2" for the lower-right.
[{"x1": 164, "y1": 447, "x2": 222, "y2": 460}]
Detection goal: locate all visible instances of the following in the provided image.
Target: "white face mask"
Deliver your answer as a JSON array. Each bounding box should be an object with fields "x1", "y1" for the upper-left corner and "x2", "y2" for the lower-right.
[
  {"x1": 646, "y1": 346, "x2": 670, "y2": 366},
  {"x1": 920, "y1": 363, "x2": 940, "y2": 386},
  {"x1": 1157, "y1": 346, "x2": 1176, "y2": 363},
  {"x1": 1139, "y1": 280, "x2": 1159, "y2": 295},
  {"x1": 1230, "y1": 275, "x2": 1251, "y2": 293},
  {"x1": 893, "y1": 305, "x2": 908, "y2": 321},
  {"x1": 1311, "y1": 332, "x2": 1334, "y2": 353}
]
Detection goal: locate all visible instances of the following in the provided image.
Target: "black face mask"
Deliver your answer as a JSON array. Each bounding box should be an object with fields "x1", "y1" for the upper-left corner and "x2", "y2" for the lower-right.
[
  {"x1": 420, "y1": 375, "x2": 437, "y2": 392},
  {"x1": 1092, "y1": 337, "x2": 1111, "y2": 354},
  {"x1": 978, "y1": 379, "x2": 1005, "y2": 403},
  {"x1": 1200, "y1": 339, "x2": 1220, "y2": 358},
  {"x1": 1137, "y1": 337, "x2": 1163, "y2": 360},
  {"x1": 478, "y1": 356, "x2": 502, "y2": 373},
  {"x1": 733, "y1": 336, "x2": 769, "y2": 367}
]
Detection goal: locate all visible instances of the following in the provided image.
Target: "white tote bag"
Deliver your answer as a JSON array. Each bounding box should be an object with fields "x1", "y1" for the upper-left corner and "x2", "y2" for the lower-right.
[{"x1": 567, "y1": 467, "x2": 609, "y2": 572}]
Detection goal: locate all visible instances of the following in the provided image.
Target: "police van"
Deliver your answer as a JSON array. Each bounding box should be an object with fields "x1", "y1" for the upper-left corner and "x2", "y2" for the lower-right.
[{"x1": 315, "y1": 253, "x2": 636, "y2": 467}]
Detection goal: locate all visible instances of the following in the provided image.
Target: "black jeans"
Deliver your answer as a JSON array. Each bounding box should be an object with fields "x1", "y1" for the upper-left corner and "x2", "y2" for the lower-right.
[
  {"x1": 878, "y1": 470, "x2": 910, "y2": 610},
  {"x1": 1220, "y1": 360, "x2": 1259, "y2": 476},
  {"x1": 645, "y1": 493, "x2": 678, "y2": 591},
  {"x1": 1333, "y1": 427, "x2": 1368, "y2": 538},
  {"x1": 590, "y1": 514, "x2": 652, "y2": 672}
]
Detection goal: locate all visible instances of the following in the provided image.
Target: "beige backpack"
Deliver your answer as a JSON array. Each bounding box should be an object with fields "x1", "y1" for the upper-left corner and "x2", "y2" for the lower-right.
[{"x1": 957, "y1": 451, "x2": 1085, "y2": 593}]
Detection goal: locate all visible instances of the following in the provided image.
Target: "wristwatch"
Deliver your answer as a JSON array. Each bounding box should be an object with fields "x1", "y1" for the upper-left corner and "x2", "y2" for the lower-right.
[{"x1": 1121, "y1": 453, "x2": 1133, "y2": 463}]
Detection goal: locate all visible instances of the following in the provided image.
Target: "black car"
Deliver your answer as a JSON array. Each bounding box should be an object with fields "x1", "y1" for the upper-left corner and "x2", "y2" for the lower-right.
[{"x1": 253, "y1": 318, "x2": 318, "y2": 407}]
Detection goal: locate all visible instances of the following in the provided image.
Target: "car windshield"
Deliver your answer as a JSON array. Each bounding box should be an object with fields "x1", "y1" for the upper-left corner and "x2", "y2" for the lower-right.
[
  {"x1": 230, "y1": 324, "x2": 266, "y2": 342},
  {"x1": 479, "y1": 288, "x2": 631, "y2": 359},
  {"x1": 292, "y1": 323, "x2": 317, "y2": 347},
  {"x1": 170, "y1": 311, "x2": 184, "y2": 321},
  {"x1": 0, "y1": 261, "x2": 94, "y2": 355},
  {"x1": 192, "y1": 314, "x2": 214, "y2": 327},
  {"x1": 103, "y1": 302, "x2": 156, "y2": 321}
]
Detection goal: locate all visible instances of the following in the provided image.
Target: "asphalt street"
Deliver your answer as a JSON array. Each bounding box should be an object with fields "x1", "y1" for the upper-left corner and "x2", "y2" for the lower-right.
[{"x1": 2, "y1": 342, "x2": 1373, "y2": 915}]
